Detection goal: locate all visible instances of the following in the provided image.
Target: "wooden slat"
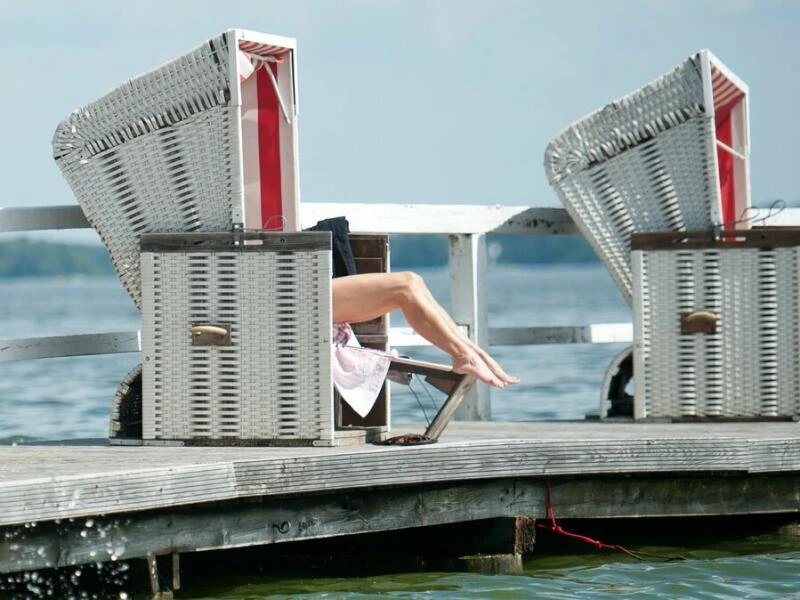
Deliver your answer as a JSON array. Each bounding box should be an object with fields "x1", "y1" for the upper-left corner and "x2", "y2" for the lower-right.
[
  {"x1": 489, "y1": 323, "x2": 633, "y2": 346},
  {"x1": 423, "y1": 375, "x2": 477, "y2": 440},
  {"x1": 4, "y1": 203, "x2": 800, "y2": 236},
  {"x1": 0, "y1": 205, "x2": 89, "y2": 232},
  {"x1": 0, "y1": 332, "x2": 140, "y2": 362},
  {"x1": 0, "y1": 203, "x2": 578, "y2": 235},
  {"x1": 761, "y1": 208, "x2": 800, "y2": 227},
  {"x1": 632, "y1": 227, "x2": 800, "y2": 250},
  {"x1": 390, "y1": 324, "x2": 632, "y2": 347},
  {"x1": 0, "y1": 324, "x2": 632, "y2": 365},
  {"x1": 301, "y1": 204, "x2": 579, "y2": 235},
  {"x1": 748, "y1": 438, "x2": 800, "y2": 472}
]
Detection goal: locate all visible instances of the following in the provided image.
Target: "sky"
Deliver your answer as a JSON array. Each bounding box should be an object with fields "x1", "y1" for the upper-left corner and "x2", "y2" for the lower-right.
[{"x1": 1, "y1": 0, "x2": 798, "y2": 240}]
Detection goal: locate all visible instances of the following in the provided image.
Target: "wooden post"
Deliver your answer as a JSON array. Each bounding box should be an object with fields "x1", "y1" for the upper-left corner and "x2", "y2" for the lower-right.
[
  {"x1": 144, "y1": 551, "x2": 179, "y2": 599},
  {"x1": 448, "y1": 233, "x2": 490, "y2": 420},
  {"x1": 448, "y1": 516, "x2": 536, "y2": 574}
]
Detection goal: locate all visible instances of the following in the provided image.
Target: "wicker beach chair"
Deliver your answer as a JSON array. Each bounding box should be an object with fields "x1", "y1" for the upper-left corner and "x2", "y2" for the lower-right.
[
  {"x1": 545, "y1": 49, "x2": 750, "y2": 306},
  {"x1": 52, "y1": 30, "x2": 335, "y2": 445},
  {"x1": 56, "y1": 29, "x2": 474, "y2": 445},
  {"x1": 53, "y1": 29, "x2": 301, "y2": 311},
  {"x1": 632, "y1": 228, "x2": 800, "y2": 420}
]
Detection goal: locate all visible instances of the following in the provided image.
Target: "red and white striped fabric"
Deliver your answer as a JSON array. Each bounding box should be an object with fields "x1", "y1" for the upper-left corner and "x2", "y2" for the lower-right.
[
  {"x1": 710, "y1": 63, "x2": 747, "y2": 228},
  {"x1": 239, "y1": 43, "x2": 295, "y2": 232}
]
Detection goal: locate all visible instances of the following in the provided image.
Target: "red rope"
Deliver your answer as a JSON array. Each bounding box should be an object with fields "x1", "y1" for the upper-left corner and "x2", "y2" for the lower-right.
[{"x1": 536, "y1": 480, "x2": 685, "y2": 562}]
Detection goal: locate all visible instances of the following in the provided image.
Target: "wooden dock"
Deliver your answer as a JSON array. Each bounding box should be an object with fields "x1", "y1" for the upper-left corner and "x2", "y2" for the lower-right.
[
  {"x1": 3, "y1": 204, "x2": 800, "y2": 596},
  {"x1": 1, "y1": 420, "x2": 799, "y2": 590}
]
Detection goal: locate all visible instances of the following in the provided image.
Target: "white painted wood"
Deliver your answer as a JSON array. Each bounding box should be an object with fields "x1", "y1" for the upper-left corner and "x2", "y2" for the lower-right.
[
  {"x1": 588, "y1": 323, "x2": 633, "y2": 343},
  {"x1": 731, "y1": 101, "x2": 750, "y2": 224},
  {"x1": 232, "y1": 29, "x2": 297, "y2": 52},
  {"x1": 226, "y1": 29, "x2": 243, "y2": 107},
  {"x1": 7, "y1": 202, "x2": 800, "y2": 237},
  {"x1": 0, "y1": 203, "x2": 577, "y2": 235},
  {"x1": 0, "y1": 205, "x2": 89, "y2": 232},
  {"x1": 448, "y1": 234, "x2": 490, "y2": 419},
  {"x1": 632, "y1": 250, "x2": 647, "y2": 420},
  {"x1": 760, "y1": 208, "x2": 800, "y2": 227},
  {"x1": 0, "y1": 332, "x2": 140, "y2": 362},
  {"x1": 278, "y1": 55, "x2": 301, "y2": 232},
  {"x1": 389, "y1": 325, "x2": 467, "y2": 347},
  {"x1": 489, "y1": 323, "x2": 632, "y2": 346},
  {"x1": 0, "y1": 202, "x2": 579, "y2": 236},
  {"x1": 300, "y1": 204, "x2": 577, "y2": 235}
]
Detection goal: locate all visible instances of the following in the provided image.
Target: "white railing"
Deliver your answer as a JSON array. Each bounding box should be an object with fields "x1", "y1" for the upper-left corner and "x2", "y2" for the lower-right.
[{"x1": 1, "y1": 202, "x2": 636, "y2": 418}]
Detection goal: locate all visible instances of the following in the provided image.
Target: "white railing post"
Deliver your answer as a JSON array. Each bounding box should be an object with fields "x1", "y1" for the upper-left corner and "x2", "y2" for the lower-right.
[{"x1": 448, "y1": 233, "x2": 491, "y2": 420}]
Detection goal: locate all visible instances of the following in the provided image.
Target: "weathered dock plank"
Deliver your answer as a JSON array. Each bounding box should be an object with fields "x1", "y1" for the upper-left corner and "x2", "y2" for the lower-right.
[
  {"x1": 1, "y1": 422, "x2": 798, "y2": 527},
  {"x1": 1, "y1": 475, "x2": 798, "y2": 575}
]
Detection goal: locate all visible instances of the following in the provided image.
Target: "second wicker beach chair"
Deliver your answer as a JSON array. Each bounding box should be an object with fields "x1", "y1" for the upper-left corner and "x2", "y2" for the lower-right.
[{"x1": 545, "y1": 50, "x2": 750, "y2": 305}]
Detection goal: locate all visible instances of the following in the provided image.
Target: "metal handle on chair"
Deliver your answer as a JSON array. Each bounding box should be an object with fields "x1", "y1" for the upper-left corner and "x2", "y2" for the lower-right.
[
  {"x1": 681, "y1": 311, "x2": 717, "y2": 334},
  {"x1": 191, "y1": 324, "x2": 232, "y2": 346}
]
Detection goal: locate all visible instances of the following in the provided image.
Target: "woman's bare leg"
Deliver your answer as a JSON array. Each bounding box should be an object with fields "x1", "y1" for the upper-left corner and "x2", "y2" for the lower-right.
[
  {"x1": 409, "y1": 276, "x2": 520, "y2": 385},
  {"x1": 332, "y1": 272, "x2": 517, "y2": 388}
]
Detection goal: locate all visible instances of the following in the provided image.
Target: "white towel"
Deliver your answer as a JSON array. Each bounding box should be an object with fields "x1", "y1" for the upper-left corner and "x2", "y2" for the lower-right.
[{"x1": 332, "y1": 323, "x2": 391, "y2": 418}]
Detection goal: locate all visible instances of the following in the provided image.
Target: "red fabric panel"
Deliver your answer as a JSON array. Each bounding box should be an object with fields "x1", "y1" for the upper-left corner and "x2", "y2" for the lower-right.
[
  {"x1": 256, "y1": 64, "x2": 283, "y2": 230},
  {"x1": 716, "y1": 109, "x2": 735, "y2": 226}
]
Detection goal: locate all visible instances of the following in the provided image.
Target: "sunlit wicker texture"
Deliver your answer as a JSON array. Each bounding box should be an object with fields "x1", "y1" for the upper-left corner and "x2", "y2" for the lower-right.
[
  {"x1": 52, "y1": 30, "x2": 299, "y2": 311},
  {"x1": 633, "y1": 234, "x2": 800, "y2": 419},
  {"x1": 545, "y1": 51, "x2": 749, "y2": 305},
  {"x1": 140, "y1": 233, "x2": 334, "y2": 444},
  {"x1": 53, "y1": 36, "x2": 236, "y2": 310}
]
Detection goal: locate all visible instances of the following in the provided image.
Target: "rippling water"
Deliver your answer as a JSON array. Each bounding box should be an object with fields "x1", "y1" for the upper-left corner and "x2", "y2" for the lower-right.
[
  {"x1": 180, "y1": 551, "x2": 800, "y2": 599},
  {"x1": 1, "y1": 265, "x2": 798, "y2": 599}
]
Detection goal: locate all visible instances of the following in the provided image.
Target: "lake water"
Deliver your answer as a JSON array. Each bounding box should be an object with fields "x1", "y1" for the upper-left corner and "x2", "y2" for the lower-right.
[{"x1": 1, "y1": 264, "x2": 798, "y2": 598}]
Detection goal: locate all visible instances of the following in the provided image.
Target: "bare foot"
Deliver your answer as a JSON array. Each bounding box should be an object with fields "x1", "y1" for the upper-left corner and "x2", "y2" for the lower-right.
[
  {"x1": 474, "y1": 346, "x2": 520, "y2": 384},
  {"x1": 452, "y1": 351, "x2": 506, "y2": 388}
]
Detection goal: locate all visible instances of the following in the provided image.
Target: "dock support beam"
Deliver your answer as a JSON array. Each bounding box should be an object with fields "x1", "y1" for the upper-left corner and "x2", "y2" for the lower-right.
[
  {"x1": 451, "y1": 516, "x2": 536, "y2": 574},
  {"x1": 146, "y1": 551, "x2": 180, "y2": 599},
  {"x1": 448, "y1": 233, "x2": 490, "y2": 419}
]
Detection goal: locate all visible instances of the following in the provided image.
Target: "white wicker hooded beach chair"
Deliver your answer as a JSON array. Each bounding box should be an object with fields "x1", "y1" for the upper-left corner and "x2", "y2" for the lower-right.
[
  {"x1": 52, "y1": 29, "x2": 301, "y2": 311},
  {"x1": 545, "y1": 49, "x2": 750, "y2": 305},
  {"x1": 54, "y1": 30, "x2": 470, "y2": 445},
  {"x1": 51, "y1": 30, "x2": 347, "y2": 445}
]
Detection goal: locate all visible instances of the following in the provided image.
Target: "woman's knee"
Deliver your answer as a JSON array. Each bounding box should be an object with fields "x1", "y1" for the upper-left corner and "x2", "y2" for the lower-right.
[{"x1": 395, "y1": 271, "x2": 427, "y2": 305}]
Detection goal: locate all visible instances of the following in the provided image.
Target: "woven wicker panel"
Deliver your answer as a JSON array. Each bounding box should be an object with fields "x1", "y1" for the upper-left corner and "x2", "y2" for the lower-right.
[
  {"x1": 141, "y1": 235, "x2": 333, "y2": 443},
  {"x1": 53, "y1": 35, "x2": 238, "y2": 310},
  {"x1": 546, "y1": 54, "x2": 720, "y2": 305},
  {"x1": 633, "y1": 246, "x2": 800, "y2": 419}
]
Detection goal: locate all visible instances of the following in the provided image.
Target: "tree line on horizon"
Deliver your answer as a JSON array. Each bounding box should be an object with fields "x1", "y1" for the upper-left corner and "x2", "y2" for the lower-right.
[{"x1": 0, "y1": 235, "x2": 599, "y2": 279}]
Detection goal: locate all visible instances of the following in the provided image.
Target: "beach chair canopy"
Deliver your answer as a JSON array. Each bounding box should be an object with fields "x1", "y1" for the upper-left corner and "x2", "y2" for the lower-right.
[
  {"x1": 544, "y1": 49, "x2": 750, "y2": 305},
  {"x1": 53, "y1": 29, "x2": 301, "y2": 309}
]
